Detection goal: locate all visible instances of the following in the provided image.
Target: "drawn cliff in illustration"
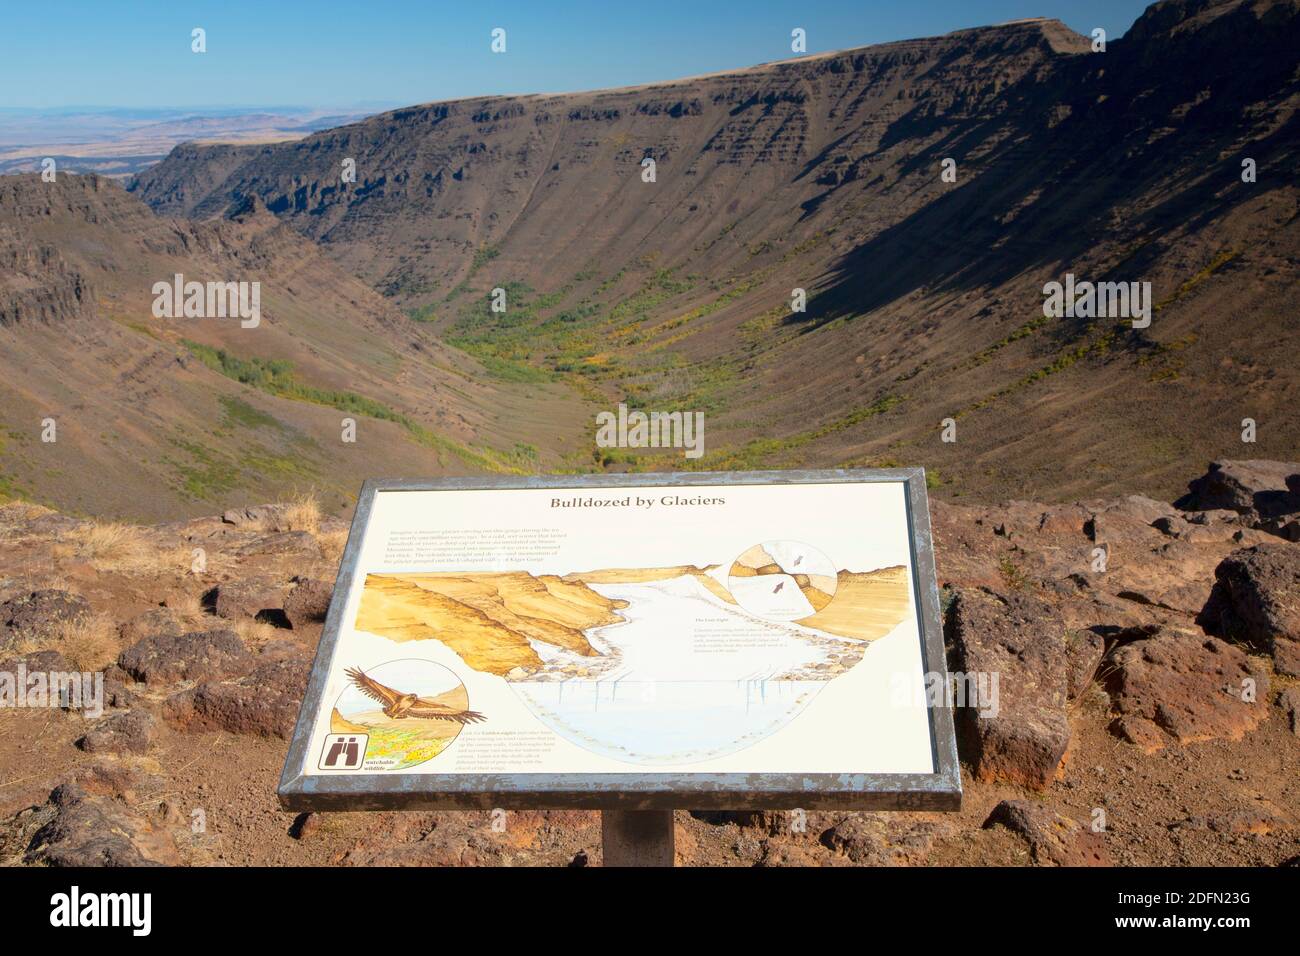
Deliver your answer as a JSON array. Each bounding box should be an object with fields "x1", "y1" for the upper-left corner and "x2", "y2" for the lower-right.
[{"x1": 350, "y1": 540, "x2": 911, "y2": 764}]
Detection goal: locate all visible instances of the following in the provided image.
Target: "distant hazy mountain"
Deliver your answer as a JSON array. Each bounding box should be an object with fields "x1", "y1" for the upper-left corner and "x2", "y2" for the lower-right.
[{"x1": 0, "y1": 106, "x2": 390, "y2": 178}]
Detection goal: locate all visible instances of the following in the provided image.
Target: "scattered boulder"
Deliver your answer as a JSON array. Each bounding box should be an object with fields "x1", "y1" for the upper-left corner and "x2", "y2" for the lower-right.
[
  {"x1": 116, "y1": 607, "x2": 188, "y2": 645},
  {"x1": 819, "y1": 813, "x2": 955, "y2": 866},
  {"x1": 1279, "y1": 687, "x2": 1300, "y2": 736},
  {"x1": 24, "y1": 783, "x2": 180, "y2": 866},
  {"x1": 221, "y1": 504, "x2": 285, "y2": 528},
  {"x1": 1111, "y1": 714, "x2": 1168, "y2": 751},
  {"x1": 1272, "y1": 641, "x2": 1300, "y2": 677},
  {"x1": 0, "y1": 589, "x2": 90, "y2": 649},
  {"x1": 99, "y1": 673, "x2": 135, "y2": 709},
  {"x1": 206, "y1": 580, "x2": 283, "y2": 622},
  {"x1": 236, "y1": 531, "x2": 320, "y2": 559},
  {"x1": 117, "y1": 628, "x2": 253, "y2": 685},
  {"x1": 66, "y1": 761, "x2": 155, "y2": 800},
  {"x1": 283, "y1": 577, "x2": 333, "y2": 629},
  {"x1": 1204, "y1": 543, "x2": 1300, "y2": 675},
  {"x1": 1036, "y1": 504, "x2": 1092, "y2": 536},
  {"x1": 163, "y1": 657, "x2": 310, "y2": 738},
  {"x1": 0, "y1": 648, "x2": 71, "y2": 676},
  {"x1": 0, "y1": 650, "x2": 82, "y2": 708},
  {"x1": 1151, "y1": 580, "x2": 1216, "y2": 616},
  {"x1": 984, "y1": 800, "x2": 1109, "y2": 866},
  {"x1": 1066, "y1": 631, "x2": 1107, "y2": 700},
  {"x1": 77, "y1": 710, "x2": 157, "y2": 755},
  {"x1": 1177, "y1": 460, "x2": 1300, "y2": 538},
  {"x1": 1107, "y1": 632, "x2": 1270, "y2": 751},
  {"x1": 1089, "y1": 495, "x2": 1181, "y2": 539},
  {"x1": 1, "y1": 588, "x2": 91, "y2": 631},
  {"x1": 257, "y1": 639, "x2": 310, "y2": 663},
  {"x1": 289, "y1": 812, "x2": 322, "y2": 840},
  {"x1": 946, "y1": 588, "x2": 1070, "y2": 789}
]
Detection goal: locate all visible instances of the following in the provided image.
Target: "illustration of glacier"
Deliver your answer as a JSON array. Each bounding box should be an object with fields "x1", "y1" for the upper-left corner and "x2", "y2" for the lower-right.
[{"x1": 353, "y1": 549, "x2": 911, "y2": 765}]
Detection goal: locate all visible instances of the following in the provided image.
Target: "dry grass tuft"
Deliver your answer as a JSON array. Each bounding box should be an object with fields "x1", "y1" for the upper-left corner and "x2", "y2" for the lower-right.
[
  {"x1": 231, "y1": 617, "x2": 282, "y2": 648},
  {"x1": 271, "y1": 491, "x2": 321, "y2": 535},
  {"x1": 62, "y1": 522, "x2": 147, "y2": 564},
  {"x1": 318, "y1": 527, "x2": 350, "y2": 564},
  {"x1": 53, "y1": 521, "x2": 205, "y2": 577},
  {"x1": 163, "y1": 591, "x2": 212, "y2": 628},
  {"x1": 15, "y1": 613, "x2": 120, "y2": 671}
]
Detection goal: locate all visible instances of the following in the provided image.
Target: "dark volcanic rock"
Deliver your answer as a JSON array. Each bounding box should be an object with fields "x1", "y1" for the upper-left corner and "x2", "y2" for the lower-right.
[
  {"x1": 117, "y1": 628, "x2": 253, "y2": 685},
  {"x1": 235, "y1": 531, "x2": 320, "y2": 559},
  {"x1": 24, "y1": 784, "x2": 179, "y2": 866},
  {"x1": 1204, "y1": 543, "x2": 1300, "y2": 675},
  {"x1": 0, "y1": 589, "x2": 90, "y2": 648},
  {"x1": 77, "y1": 710, "x2": 157, "y2": 755},
  {"x1": 163, "y1": 657, "x2": 310, "y2": 738},
  {"x1": 1177, "y1": 460, "x2": 1300, "y2": 525},
  {"x1": 207, "y1": 580, "x2": 283, "y2": 621},
  {"x1": 283, "y1": 577, "x2": 333, "y2": 629},
  {"x1": 221, "y1": 504, "x2": 286, "y2": 528},
  {"x1": 984, "y1": 800, "x2": 1109, "y2": 866},
  {"x1": 67, "y1": 761, "x2": 156, "y2": 800},
  {"x1": 116, "y1": 607, "x2": 188, "y2": 645},
  {"x1": 1066, "y1": 631, "x2": 1107, "y2": 700},
  {"x1": 819, "y1": 813, "x2": 954, "y2": 866},
  {"x1": 946, "y1": 587, "x2": 1070, "y2": 790},
  {"x1": 0, "y1": 648, "x2": 71, "y2": 675},
  {"x1": 1107, "y1": 633, "x2": 1270, "y2": 751}
]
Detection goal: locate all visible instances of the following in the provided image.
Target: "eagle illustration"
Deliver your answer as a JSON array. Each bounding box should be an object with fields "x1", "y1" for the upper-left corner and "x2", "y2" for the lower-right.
[{"x1": 345, "y1": 667, "x2": 486, "y2": 724}]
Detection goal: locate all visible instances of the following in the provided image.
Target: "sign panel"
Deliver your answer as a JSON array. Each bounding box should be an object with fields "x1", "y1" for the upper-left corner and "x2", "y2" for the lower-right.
[{"x1": 279, "y1": 470, "x2": 960, "y2": 810}]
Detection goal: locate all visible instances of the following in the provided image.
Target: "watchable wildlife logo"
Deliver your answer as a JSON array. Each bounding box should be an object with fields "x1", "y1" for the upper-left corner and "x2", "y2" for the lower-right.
[
  {"x1": 151, "y1": 273, "x2": 261, "y2": 328},
  {"x1": 596, "y1": 403, "x2": 705, "y2": 459},
  {"x1": 1042, "y1": 274, "x2": 1152, "y2": 328}
]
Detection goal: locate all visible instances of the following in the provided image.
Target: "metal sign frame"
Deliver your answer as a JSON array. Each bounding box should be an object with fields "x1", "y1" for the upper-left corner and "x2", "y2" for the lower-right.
[{"x1": 278, "y1": 468, "x2": 961, "y2": 812}]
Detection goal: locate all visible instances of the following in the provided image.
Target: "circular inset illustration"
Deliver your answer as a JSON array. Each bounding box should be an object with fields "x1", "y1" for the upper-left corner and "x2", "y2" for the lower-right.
[
  {"x1": 328, "y1": 658, "x2": 483, "y2": 771},
  {"x1": 727, "y1": 540, "x2": 838, "y2": 621}
]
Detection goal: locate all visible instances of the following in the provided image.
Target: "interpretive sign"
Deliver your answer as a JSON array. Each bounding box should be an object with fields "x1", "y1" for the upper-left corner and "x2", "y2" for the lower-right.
[{"x1": 278, "y1": 469, "x2": 960, "y2": 812}]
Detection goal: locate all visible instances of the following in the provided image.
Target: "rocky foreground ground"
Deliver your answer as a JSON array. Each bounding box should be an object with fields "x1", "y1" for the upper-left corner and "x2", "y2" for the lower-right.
[{"x1": 0, "y1": 462, "x2": 1297, "y2": 867}]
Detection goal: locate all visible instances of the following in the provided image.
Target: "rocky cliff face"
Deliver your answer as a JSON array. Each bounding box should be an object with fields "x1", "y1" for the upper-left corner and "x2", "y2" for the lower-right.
[
  {"x1": 127, "y1": 0, "x2": 1300, "y2": 500},
  {"x1": 131, "y1": 18, "x2": 1094, "y2": 299},
  {"x1": 0, "y1": 235, "x2": 94, "y2": 328},
  {"x1": 0, "y1": 174, "x2": 590, "y2": 519},
  {"x1": 0, "y1": 461, "x2": 1296, "y2": 866}
]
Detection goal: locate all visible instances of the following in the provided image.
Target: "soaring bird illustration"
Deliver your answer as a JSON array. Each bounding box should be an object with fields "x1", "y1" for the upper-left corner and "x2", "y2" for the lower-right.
[{"x1": 345, "y1": 667, "x2": 486, "y2": 724}]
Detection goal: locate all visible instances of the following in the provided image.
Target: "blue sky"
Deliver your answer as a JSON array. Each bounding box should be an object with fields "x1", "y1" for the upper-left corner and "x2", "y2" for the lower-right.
[{"x1": 2, "y1": 1, "x2": 1155, "y2": 109}]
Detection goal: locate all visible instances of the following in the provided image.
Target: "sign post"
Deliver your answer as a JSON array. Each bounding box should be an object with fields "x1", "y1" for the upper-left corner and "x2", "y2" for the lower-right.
[
  {"x1": 279, "y1": 469, "x2": 960, "y2": 864},
  {"x1": 601, "y1": 809, "x2": 675, "y2": 867}
]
